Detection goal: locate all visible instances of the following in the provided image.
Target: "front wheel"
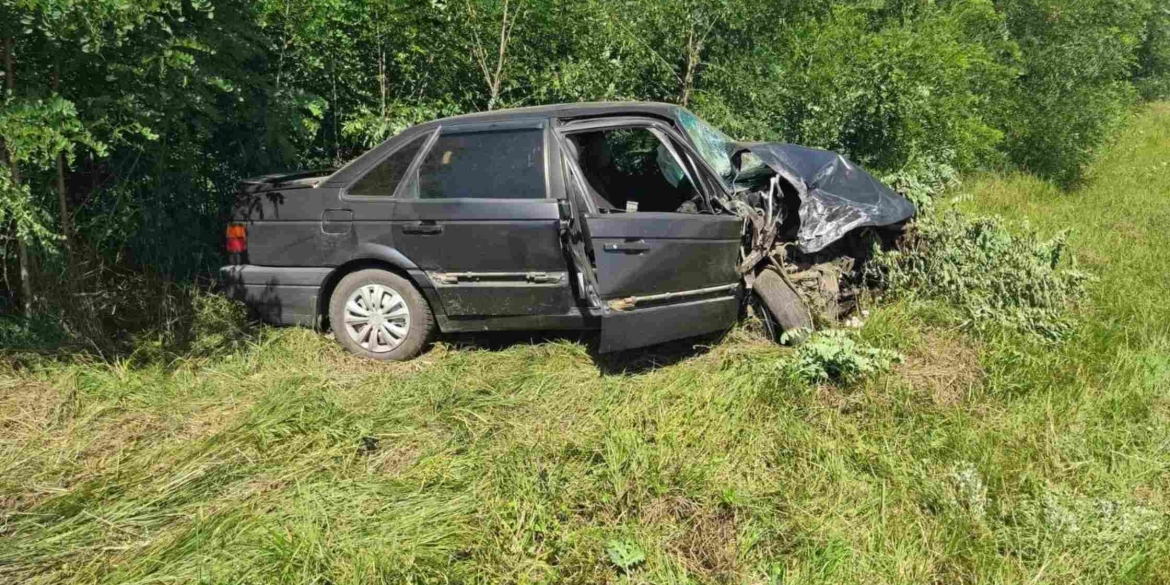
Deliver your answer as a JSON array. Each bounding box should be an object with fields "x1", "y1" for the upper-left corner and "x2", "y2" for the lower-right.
[
  {"x1": 328, "y1": 269, "x2": 434, "y2": 361},
  {"x1": 753, "y1": 268, "x2": 813, "y2": 345}
]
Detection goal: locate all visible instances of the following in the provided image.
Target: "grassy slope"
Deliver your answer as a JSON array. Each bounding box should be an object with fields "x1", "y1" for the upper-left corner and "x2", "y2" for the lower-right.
[{"x1": 1, "y1": 105, "x2": 1168, "y2": 584}]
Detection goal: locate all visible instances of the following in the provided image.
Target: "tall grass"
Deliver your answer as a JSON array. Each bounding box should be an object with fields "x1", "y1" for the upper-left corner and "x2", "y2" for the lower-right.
[{"x1": 2, "y1": 106, "x2": 1169, "y2": 584}]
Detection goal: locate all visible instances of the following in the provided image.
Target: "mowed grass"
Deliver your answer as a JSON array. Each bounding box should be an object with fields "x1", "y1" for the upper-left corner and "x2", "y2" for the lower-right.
[{"x1": 2, "y1": 105, "x2": 1169, "y2": 584}]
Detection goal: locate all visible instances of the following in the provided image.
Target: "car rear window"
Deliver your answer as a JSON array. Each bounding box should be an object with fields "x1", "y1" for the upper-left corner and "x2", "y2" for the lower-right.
[
  {"x1": 348, "y1": 134, "x2": 427, "y2": 197},
  {"x1": 418, "y1": 129, "x2": 546, "y2": 199}
]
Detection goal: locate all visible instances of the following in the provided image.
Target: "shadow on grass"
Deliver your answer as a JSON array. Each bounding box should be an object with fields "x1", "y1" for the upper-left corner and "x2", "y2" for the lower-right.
[{"x1": 437, "y1": 328, "x2": 726, "y2": 376}]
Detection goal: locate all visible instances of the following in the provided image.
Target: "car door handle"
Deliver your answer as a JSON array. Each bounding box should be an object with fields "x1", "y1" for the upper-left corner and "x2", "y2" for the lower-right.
[
  {"x1": 603, "y1": 241, "x2": 652, "y2": 253},
  {"x1": 402, "y1": 222, "x2": 444, "y2": 235}
]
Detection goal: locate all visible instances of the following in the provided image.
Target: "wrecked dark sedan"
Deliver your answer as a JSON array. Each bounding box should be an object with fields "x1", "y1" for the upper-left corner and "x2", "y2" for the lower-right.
[{"x1": 221, "y1": 102, "x2": 915, "y2": 360}]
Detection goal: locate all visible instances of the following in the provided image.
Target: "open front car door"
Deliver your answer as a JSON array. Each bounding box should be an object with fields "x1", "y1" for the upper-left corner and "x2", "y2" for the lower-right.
[
  {"x1": 585, "y1": 212, "x2": 743, "y2": 352},
  {"x1": 558, "y1": 120, "x2": 744, "y2": 353}
]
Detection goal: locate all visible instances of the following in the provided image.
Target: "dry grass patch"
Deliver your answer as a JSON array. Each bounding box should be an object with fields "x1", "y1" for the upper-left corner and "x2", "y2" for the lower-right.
[
  {"x1": 643, "y1": 495, "x2": 745, "y2": 583},
  {"x1": 175, "y1": 399, "x2": 252, "y2": 441},
  {"x1": 896, "y1": 330, "x2": 983, "y2": 407},
  {"x1": 0, "y1": 378, "x2": 61, "y2": 434}
]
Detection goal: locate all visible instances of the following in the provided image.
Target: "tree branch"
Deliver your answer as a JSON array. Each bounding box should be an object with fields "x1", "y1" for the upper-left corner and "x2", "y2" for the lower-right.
[
  {"x1": 466, "y1": 0, "x2": 495, "y2": 96},
  {"x1": 467, "y1": 0, "x2": 525, "y2": 111}
]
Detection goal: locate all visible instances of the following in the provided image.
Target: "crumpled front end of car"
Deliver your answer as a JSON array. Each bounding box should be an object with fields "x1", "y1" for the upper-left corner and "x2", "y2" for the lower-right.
[
  {"x1": 715, "y1": 143, "x2": 916, "y2": 326},
  {"x1": 738, "y1": 143, "x2": 916, "y2": 254}
]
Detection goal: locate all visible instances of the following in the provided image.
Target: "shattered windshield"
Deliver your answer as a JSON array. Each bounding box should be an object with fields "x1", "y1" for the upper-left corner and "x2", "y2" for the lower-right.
[{"x1": 675, "y1": 108, "x2": 736, "y2": 188}]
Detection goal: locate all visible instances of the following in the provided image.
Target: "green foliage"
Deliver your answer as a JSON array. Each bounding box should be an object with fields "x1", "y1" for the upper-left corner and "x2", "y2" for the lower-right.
[
  {"x1": 3, "y1": 79, "x2": 1170, "y2": 585},
  {"x1": 0, "y1": 310, "x2": 66, "y2": 349},
  {"x1": 881, "y1": 150, "x2": 962, "y2": 213},
  {"x1": 0, "y1": 170, "x2": 55, "y2": 246},
  {"x1": 997, "y1": 0, "x2": 1153, "y2": 186},
  {"x1": 868, "y1": 210, "x2": 1092, "y2": 339},
  {"x1": 782, "y1": 329, "x2": 903, "y2": 385},
  {"x1": 187, "y1": 289, "x2": 254, "y2": 356},
  {"x1": 0, "y1": 256, "x2": 254, "y2": 359},
  {"x1": 2, "y1": 0, "x2": 1169, "y2": 318},
  {"x1": 1135, "y1": 5, "x2": 1170, "y2": 99},
  {"x1": 698, "y1": 0, "x2": 1017, "y2": 175},
  {"x1": 0, "y1": 96, "x2": 104, "y2": 166},
  {"x1": 0, "y1": 96, "x2": 104, "y2": 248}
]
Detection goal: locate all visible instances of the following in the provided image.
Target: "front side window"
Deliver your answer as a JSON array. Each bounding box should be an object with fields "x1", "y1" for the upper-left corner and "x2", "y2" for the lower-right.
[
  {"x1": 348, "y1": 133, "x2": 427, "y2": 197},
  {"x1": 568, "y1": 127, "x2": 701, "y2": 213},
  {"x1": 418, "y1": 128, "x2": 546, "y2": 199}
]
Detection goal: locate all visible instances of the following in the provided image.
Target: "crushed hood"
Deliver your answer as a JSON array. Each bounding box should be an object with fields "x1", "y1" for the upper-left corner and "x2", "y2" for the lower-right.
[{"x1": 742, "y1": 143, "x2": 916, "y2": 253}]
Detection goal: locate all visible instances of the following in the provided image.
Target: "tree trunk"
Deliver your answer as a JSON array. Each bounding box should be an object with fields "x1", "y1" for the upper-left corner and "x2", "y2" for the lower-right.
[
  {"x1": 4, "y1": 36, "x2": 33, "y2": 314},
  {"x1": 16, "y1": 236, "x2": 31, "y2": 314},
  {"x1": 1, "y1": 141, "x2": 33, "y2": 314},
  {"x1": 379, "y1": 46, "x2": 387, "y2": 120},
  {"x1": 52, "y1": 62, "x2": 71, "y2": 254},
  {"x1": 57, "y1": 152, "x2": 71, "y2": 251},
  {"x1": 681, "y1": 29, "x2": 701, "y2": 107},
  {"x1": 275, "y1": 0, "x2": 291, "y2": 92},
  {"x1": 487, "y1": 0, "x2": 516, "y2": 111}
]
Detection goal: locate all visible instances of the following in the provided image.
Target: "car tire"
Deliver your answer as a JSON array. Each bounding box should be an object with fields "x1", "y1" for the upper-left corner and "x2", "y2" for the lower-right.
[
  {"x1": 754, "y1": 268, "x2": 813, "y2": 345},
  {"x1": 329, "y1": 269, "x2": 434, "y2": 361}
]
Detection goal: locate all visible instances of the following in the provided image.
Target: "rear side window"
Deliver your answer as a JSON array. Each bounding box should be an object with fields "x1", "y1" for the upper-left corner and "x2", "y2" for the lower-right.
[
  {"x1": 418, "y1": 129, "x2": 545, "y2": 199},
  {"x1": 348, "y1": 134, "x2": 427, "y2": 197}
]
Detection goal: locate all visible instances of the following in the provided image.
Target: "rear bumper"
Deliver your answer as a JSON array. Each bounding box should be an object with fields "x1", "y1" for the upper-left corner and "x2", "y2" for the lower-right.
[{"x1": 218, "y1": 265, "x2": 331, "y2": 326}]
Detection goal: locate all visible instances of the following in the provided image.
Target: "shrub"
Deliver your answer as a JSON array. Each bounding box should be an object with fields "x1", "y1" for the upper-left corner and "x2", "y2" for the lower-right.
[
  {"x1": 783, "y1": 329, "x2": 903, "y2": 385},
  {"x1": 996, "y1": 0, "x2": 1151, "y2": 186},
  {"x1": 187, "y1": 290, "x2": 254, "y2": 358},
  {"x1": 867, "y1": 211, "x2": 1091, "y2": 339},
  {"x1": 1134, "y1": 4, "x2": 1170, "y2": 99},
  {"x1": 882, "y1": 150, "x2": 963, "y2": 213},
  {"x1": 698, "y1": 0, "x2": 1016, "y2": 177},
  {"x1": 0, "y1": 313, "x2": 69, "y2": 353}
]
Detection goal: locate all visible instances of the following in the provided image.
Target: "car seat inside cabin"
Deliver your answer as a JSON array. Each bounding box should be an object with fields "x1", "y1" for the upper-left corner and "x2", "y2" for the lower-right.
[{"x1": 568, "y1": 128, "x2": 703, "y2": 213}]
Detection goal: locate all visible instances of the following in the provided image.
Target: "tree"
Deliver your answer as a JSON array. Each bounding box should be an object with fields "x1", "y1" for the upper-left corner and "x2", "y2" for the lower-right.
[
  {"x1": 465, "y1": 0, "x2": 525, "y2": 111},
  {"x1": 0, "y1": 0, "x2": 195, "y2": 311}
]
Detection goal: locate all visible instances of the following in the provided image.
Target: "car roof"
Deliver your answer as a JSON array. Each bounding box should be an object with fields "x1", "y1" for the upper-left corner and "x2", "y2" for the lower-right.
[
  {"x1": 324, "y1": 101, "x2": 684, "y2": 188},
  {"x1": 415, "y1": 101, "x2": 682, "y2": 129}
]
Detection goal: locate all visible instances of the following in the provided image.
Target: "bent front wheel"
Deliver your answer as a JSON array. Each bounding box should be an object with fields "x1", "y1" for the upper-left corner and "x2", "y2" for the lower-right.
[{"x1": 753, "y1": 268, "x2": 813, "y2": 345}]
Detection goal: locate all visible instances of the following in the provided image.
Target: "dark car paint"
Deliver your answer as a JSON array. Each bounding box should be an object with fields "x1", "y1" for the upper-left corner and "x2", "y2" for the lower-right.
[
  {"x1": 224, "y1": 104, "x2": 705, "y2": 338},
  {"x1": 219, "y1": 102, "x2": 839, "y2": 353},
  {"x1": 583, "y1": 213, "x2": 742, "y2": 299},
  {"x1": 584, "y1": 212, "x2": 743, "y2": 353}
]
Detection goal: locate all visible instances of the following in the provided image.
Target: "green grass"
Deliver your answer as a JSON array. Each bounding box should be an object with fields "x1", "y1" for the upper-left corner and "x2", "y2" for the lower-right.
[{"x1": 3, "y1": 104, "x2": 1170, "y2": 584}]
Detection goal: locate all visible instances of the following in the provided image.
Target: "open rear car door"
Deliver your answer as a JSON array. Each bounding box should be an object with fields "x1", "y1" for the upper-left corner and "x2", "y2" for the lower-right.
[{"x1": 558, "y1": 122, "x2": 743, "y2": 353}]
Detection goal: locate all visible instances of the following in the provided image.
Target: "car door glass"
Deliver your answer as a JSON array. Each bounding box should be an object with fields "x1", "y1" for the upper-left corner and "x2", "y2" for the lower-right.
[
  {"x1": 569, "y1": 128, "x2": 699, "y2": 212},
  {"x1": 418, "y1": 129, "x2": 546, "y2": 199},
  {"x1": 348, "y1": 134, "x2": 427, "y2": 197},
  {"x1": 655, "y1": 142, "x2": 686, "y2": 187}
]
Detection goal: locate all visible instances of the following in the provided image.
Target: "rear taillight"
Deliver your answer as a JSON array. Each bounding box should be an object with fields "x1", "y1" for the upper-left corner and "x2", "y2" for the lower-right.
[{"x1": 226, "y1": 223, "x2": 247, "y2": 254}]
